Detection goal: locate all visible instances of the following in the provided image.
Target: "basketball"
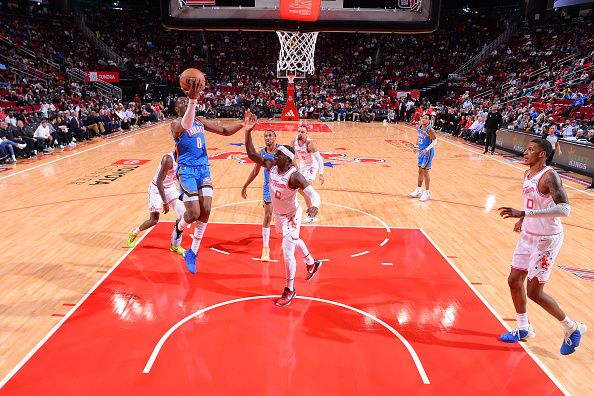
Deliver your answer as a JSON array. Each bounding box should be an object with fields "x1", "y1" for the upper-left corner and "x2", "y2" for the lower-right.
[{"x1": 179, "y1": 68, "x2": 206, "y2": 92}]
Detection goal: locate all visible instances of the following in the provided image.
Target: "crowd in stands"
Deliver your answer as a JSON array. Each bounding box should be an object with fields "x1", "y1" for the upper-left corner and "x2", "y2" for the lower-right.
[
  {"x1": 83, "y1": 9, "x2": 207, "y2": 84},
  {"x1": 80, "y1": 7, "x2": 511, "y2": 122},
  {"x1": 0, "y1": 9, "x2": 170, "y2": 164},
  {"x1": 436, "y1": 14, "x2": 594, "y2": 147},
  {"x1": 0, "y1": 92, "x2": 166, "y2": 163},
  {"x1": 2, "y1": 4, "x2": 594, "y2": 168}
]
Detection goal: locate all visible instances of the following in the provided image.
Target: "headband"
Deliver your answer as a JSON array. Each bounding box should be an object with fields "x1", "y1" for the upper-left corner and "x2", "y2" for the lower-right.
[{"x1": 277, "y1": 146, "x2": 295, "y2": 161}]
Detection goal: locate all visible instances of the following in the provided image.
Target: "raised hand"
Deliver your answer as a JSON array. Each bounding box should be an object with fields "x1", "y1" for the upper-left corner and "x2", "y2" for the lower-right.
[
  {"x1": 186, "y1": 79, "x2": 202, "y2": 100},
  {"x1": 241, "y1": 109, "x2": 257, "y2": 130}
]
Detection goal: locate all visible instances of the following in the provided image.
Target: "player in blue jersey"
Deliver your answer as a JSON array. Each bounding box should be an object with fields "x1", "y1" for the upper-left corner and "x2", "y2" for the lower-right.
[
  {"x1": 409, "y1": 114, "x2": 437, "y2": 202},
  {"x1": 241, "y1": 129, "x2": 278, "y2": 261},
  {"x1": 170, "y1": 79, "x2": 254, "y2": 274}
]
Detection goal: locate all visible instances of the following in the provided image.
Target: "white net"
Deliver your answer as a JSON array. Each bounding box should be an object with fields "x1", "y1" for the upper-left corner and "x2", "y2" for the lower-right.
[{"x1": 276, "y1": 31, "x2": 319, "y2": 77}]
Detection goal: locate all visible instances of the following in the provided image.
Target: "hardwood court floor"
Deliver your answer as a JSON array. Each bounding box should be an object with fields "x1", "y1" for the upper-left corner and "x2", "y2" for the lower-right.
[{"x1": 0, "y1": 120, "x2": 592, "y2": 394}]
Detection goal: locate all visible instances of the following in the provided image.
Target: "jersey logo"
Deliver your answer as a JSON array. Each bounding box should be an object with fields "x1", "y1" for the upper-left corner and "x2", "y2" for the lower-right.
[
  {"x1": 523, "y1": 187, "x2": 535, "y2": 195},
  {"x1": 187, "y1": 124, "x2": 204, "y2": 137},
  {"x1": 270, "y1": 180, "x2": 288, "y2": 189}
]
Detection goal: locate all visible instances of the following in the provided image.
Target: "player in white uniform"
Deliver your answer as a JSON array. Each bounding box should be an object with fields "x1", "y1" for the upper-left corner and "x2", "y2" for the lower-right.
[
  {"x1": 498, "y1": 138, "x2": 586, "y2": 355},
  {"x1": 294, "y1": 125, "x2": 325, "y2": 222},
  {"x1": 127, "y1": 152, "x2": 186, "y2": 254},
  {"x1": 244, "y1": 117, "x2": 323, "y2": 306}
]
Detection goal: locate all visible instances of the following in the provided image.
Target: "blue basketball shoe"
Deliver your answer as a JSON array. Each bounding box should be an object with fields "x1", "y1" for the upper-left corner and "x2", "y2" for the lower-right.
[
  {"x1": 499, "y1": 326, "x2": 536, "y2": 343},
  {"x1": 560, "y1": 322, "x2": 587, "y2": 355},
  {"x1": 184, "y1": 249, "x2": 197, "y2": 274}
]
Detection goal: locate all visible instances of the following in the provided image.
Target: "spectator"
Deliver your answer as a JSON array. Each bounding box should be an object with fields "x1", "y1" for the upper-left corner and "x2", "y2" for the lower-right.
[
  {"x1": 1, "y1": 121, "x2": 27, "y2": 163},
  {"x1": 587, "y1": 129, "x2": 594, "y2": 144},
  {"x1": 33, "y1": 118, "x2": 54, "y2": 154},
  {"x1": 85, "y1": 111, "x2": 105, "y2": 136},
  {"x1": 543, "y1": 123, "x2": 562, "y2": 166},
  {"x1": 8, "y1": 120, "x2": 35, "y2": 157},
  {"x1": 483, "y1": 104, "x2": 502, "y2": 155},
  {"x1": 69, "y1": 111, "x2": 89, "y2": 141},
  {"x1": 5, "y1": 112, "x2": 17, "y2": 128}
]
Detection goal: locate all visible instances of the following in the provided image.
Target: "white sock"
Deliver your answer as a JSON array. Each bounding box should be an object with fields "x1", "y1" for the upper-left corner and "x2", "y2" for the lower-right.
[
  {"x1": 517, "y1": 312, "x2": 529, "y2": 330},
  {"x1": 283, "y1": 237, "x2": 297, "y2": 290},
  {"x1": 286, "y1": 278, "x2": 295, "y2": 291},
  {"x1": 424, "y1": 189, "x2": 430, "y2": 194},
  {"x1": 178, "y1": 217, "x2": 189, "y2": 231},
  {"x1": 296, "y1": 239, "x2": 314, "y2": 265},
  {"x1": 133, "y1": 227, "x2": 140, "y2": 235},
  {"x1": 560, "y1": 316, "x2": 576, "y2": 332},
  {"x1": 262, "y1": 227, "x2": 270, "y2": 248},
  {"x1": 191, "y1": 221, "x2": 207, "y2": 253}
]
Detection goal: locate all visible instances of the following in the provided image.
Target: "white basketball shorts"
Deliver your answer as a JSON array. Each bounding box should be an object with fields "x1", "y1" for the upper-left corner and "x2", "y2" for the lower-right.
[
  {"x1": 148, "y1": 184, "x2": 180, "y2": 213},
  {"x1": 511, "y1": 231, "x2": 563, "y2": 283},
  {"x1": 274, "y1": 206, "x2": 303, "y2": 240}
]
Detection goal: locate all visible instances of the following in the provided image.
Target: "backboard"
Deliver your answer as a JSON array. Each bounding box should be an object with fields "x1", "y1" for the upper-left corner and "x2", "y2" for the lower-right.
[{"x1": 162, "y1": 1, "x2": 440, "y2": 33}]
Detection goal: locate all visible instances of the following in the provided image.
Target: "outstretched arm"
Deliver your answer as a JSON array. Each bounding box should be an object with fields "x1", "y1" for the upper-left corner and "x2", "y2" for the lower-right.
[
  {"x1": 244, "y1": 118, "x2": 273, "y2": 170},
  {"x1": 201, "y1": 109, "x2": 253, "y2": 136},
  {"x1": 171, "y1": 79, "x2": 203, "y2": 139},
  {"x1": 242, "y1": 163, "x2": 262, "y2": 199},
  {"x1": 289, "y1": 172, "x2": 320, "y2": 218}
]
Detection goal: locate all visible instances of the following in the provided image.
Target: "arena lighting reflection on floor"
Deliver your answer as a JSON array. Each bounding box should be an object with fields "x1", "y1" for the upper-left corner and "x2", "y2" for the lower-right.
[{"x1": 0, "y1": 223, "x2": 565, "y2": 396}]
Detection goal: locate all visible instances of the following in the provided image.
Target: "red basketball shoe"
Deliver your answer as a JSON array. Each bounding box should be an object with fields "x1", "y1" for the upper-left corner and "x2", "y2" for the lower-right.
[
  {"x1": 275, "y1": 287, "x2": 296, "y2": 306},
  {"x1": 305, "y1": 260, "x2": 322, "y2": 281}
]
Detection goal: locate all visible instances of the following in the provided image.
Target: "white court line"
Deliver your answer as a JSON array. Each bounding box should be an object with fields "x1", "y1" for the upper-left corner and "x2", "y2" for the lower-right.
[
  {"x1": 436, "y1": 134, "x2": 594, "y2": 197},
  {"x1": 419, "y1": 228, "x2": 571, "y2": 396},
  {"x1": 318, "y1": 259, "x2": 330, "y2": 262},
  {"x1": 321, "y1": 122, "x2": 334, "y2": 133},
  {"x1": 251, "y1": 257, "x2": 279, "y2": 263},
  {"x1": 0, "y1": 122, "x2": 167, "y2": 181},
  {"x1": 351, "y1": 251, "x2": 370, "y2": 258},
  {"x1": 210, "y1": 248, "x2": 230, "y2": 255},
  {"x1": 381, "y1": 262, "x2": 394, "y2": 266},
  {"x1": 380, "y1": 238, "x2": 390, "y2": 247},
  {"x1": 205, "y1": 200, "x2": 394, "y2": 233},
  {"x1": 322, "y1": 202, "x2": 391, "y2": 233},
  {"x1": 0, "y1": 231, "x2": 153, "y2": 389},
  {"x1": 142, "y1": 295, "x2": 430, "y2": 384}
]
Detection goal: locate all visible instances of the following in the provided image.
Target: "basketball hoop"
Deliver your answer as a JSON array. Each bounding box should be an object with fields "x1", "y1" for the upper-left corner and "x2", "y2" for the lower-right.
[{"x1": 276, "y1": 31, "x2": 319, "y2": 78}]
